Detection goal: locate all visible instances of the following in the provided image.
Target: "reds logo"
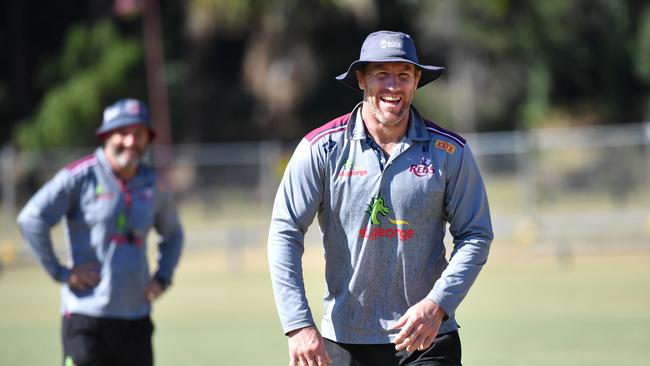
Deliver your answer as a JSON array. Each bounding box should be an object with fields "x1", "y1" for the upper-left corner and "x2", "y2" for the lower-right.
[{"x1": 409, "y1": 156, "x2": 435, "y2": 177}]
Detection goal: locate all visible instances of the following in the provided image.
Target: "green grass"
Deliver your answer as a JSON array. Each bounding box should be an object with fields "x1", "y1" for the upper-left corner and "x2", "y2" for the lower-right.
[
  {"x1": 1, "y1": 245, "x2": 649, "y2": 365},
  {"x1": 460, "y1": 252, "x2": 650, "y2": 365}
]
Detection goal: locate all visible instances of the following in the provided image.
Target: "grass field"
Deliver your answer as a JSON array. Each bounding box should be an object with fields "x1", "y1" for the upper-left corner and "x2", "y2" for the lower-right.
[{"x1": 1, "y1": 244, "x2": 649, "y2": 365}]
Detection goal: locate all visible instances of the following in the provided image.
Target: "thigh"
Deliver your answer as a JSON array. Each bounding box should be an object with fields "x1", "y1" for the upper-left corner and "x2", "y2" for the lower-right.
[
  {"x1": 400, "y1": 331, "x2": 462, "y2": 366},
  {"x1": 62, "y1": 314, "x2": 111, "y2": 366},
  {"x1": 325, "y1": 339, "x2": 361, "y2": 366},
  {"x1": 324, "y1": 339, "x2": 400, "y2": 366},
  {"x1": 115, "y1": 317, "x2": 154, "y2": 366}
]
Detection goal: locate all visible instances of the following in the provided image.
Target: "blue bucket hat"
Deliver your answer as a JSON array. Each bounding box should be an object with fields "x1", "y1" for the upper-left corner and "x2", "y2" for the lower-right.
[
  {"x1": 336, "y1": 30, "x2": 445, "y2": 91},
  {"x1": 96, "y1": 99, "x2": 156, "y2": 139}
]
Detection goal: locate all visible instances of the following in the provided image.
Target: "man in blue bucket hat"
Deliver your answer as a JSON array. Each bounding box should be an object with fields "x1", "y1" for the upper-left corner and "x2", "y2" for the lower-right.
[
  {"x1": 18, "y1": 98, "x2": 183, "y2": 366},
  {"x1": 268, "y1": 31, "x2": 493, "y2": 365}
]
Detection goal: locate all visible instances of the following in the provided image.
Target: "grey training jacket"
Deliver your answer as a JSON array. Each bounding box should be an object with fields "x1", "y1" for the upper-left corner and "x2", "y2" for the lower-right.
[
  {"x1": 268, "y1": 104, "x2": 493, "y2": 344},
  {"x1": 17, "y1": 148, "x2": 183, "y2": 319}
]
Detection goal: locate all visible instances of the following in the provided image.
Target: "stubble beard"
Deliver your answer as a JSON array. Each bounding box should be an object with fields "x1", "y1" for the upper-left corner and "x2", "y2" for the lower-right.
[
  {"x1": 108, "y1": 145, "x2": 144, "y2": 169},
  {"x1": 365, "y1": 95, "x2": 409, "y2": 127}
]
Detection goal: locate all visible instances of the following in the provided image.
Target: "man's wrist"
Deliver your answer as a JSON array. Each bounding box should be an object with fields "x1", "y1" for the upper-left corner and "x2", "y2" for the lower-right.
[
  {"x1": 153, "y1": 274, "x2": 171, "y2": 290},
  {"x1": 286, "y1": 325, "x2": 316, "y2": 337},
  {"x1": 425, "y1": 298, "x2": 449, "y2": 321},
  {"x1": 57, "y1": 266, "x2": 71, "y2": 283}
]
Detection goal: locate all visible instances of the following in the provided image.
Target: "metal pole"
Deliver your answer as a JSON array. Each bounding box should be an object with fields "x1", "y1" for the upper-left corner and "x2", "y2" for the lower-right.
[
  {"x1": 259, "y1": 140, "x2": 282, "y2": 214},
  {"x1": 645, "y1": 122, "x2": 650, "y2": 200},
  {"x1": 1, "y1": 145, "x2": 16, "y2": 234},
  {"x1": 516, "y1": 130, "x2": 538, "y2": 216},
  {"x1": 643, "y1": 121, "x2": 650, "y2": 237},
  {"x1": 514, "y1": 130, "x2": 539, "y2": 246}
]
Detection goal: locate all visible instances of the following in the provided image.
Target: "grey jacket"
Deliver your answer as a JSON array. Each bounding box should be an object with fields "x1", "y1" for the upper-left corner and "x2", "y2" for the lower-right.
[
  {"x1": 18, "y1": 148, "x2": 183, "y2": 319},
  {"x1": 268, "y1": 104, "x2": 493, "y2": 344}
]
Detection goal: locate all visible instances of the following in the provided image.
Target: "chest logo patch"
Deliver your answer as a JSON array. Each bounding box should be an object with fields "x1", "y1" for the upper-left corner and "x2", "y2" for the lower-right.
[
  {"x1": 339, "y1": 159, "x2": 368, "y2": 177},
  {"x1": 360, "y1": 194, "x2": 415, "y2": 241},
  {"x1": 409, "y1": 156, "x2": 436, "y2": 177},
  {"x1": 94, "y1": 184, "x2": 113, "y2": 200},
  {"x1": 366, "y1": 194, "x2": 391, "y2": 225}
]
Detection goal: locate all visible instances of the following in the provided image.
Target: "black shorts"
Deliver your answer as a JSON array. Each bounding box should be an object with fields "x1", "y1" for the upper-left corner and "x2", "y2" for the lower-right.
[
  {"x1": 325, "y1": 331, "x2": 462, "y2": 366},
  {"x1": 62, "y1": 313, "x2": 154, "y2": 366}
]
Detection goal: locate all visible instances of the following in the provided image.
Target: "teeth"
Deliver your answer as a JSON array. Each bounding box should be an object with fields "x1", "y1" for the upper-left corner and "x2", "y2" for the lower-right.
[{"x1": 382, "y1": 96, "x2": 401, "y2": 102}]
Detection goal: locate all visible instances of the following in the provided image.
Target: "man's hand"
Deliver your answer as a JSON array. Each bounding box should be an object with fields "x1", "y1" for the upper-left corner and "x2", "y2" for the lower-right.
[
  {"x1": 145, "y1": 279, "x2": 164, "y2": 302},
  {"x1": 391, "y1": 299, "x2": 446, "y2": 352},
  {"x1": 287, "y1": 325, "x2": 332, "y2": 366},
  {"x1": 67, "y1": 262, "x2": 100, "y2": 291}
]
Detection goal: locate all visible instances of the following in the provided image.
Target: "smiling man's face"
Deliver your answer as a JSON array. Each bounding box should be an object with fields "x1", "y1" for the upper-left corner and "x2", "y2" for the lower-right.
[
  {"x1": 103, "y1": 124, "x2": 150, "y2": 178},
  {"x1": 356, "y1": 62, "x2": 421, "y2": 127}
]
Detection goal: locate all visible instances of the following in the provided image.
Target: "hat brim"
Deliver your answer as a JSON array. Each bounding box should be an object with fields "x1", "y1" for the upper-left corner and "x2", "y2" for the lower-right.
[
  {"x1": 335, "y1": 59, "x2": 444, "y2": 92},
  {"x1": 96, "y1": 117, "x2": 156, "y2": 140}
]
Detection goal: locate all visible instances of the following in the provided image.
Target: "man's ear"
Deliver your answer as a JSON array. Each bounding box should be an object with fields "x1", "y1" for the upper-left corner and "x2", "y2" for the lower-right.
[
  {"x1": 414, "y1": 69, "x2": 422, "y2": 88},
  {"x1": 355, "y1": 69, "x2": 365, "y2": 91}
]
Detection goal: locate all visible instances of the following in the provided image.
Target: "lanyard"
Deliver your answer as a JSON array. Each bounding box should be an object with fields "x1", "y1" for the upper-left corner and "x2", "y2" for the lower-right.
[{"x1": 115, "y1": 178, "x2": 141, "y2": 246}]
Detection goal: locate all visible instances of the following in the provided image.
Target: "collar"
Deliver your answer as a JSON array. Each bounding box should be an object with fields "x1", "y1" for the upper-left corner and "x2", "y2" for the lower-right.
[
  {"x1": 348, "y1": 103, "x2": 431, "y2": 142},
  {"x1": 95, "y1": 147, "x2": 114, "y2": 174}
]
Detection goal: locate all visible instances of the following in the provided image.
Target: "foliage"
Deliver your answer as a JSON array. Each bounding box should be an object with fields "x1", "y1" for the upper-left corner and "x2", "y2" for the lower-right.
[
  {"x1": 5, "y1": 0, "x2": 650, "y2": 145},
  {"x1": 15, "y1": 21, "x2": 143, "y2": 149},
  {"x1": 415, "y1": 0, "x2": 650, "y2": 130},
  {"x1": 635, "y1": 6, "x2": 650, "y2": 119}
]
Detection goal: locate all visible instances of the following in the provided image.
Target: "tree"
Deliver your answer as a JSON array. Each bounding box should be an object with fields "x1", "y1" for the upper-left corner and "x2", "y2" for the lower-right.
[{"x1": 15, "y1": 20, "x2": 143, "y2": 149}]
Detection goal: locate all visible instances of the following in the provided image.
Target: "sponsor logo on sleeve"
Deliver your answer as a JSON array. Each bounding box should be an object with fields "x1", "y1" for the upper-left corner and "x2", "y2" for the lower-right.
[{"x1": 435, "y1": 139, "x2": 456, "y2": 154}]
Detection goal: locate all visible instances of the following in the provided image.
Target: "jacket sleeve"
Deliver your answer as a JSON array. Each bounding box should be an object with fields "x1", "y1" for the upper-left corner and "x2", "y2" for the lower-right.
[
  {"x1": 267, "y1": 138, "x2": 326, "y2": 335},
  {"x1": 16, "y1": 169, "x2": 77, "y2": 282},
  {"x1": 427, "y1": 143, "x2": 493, "y2": 319},
  {"x1": 152, "y1": 180, "x2": 184, "y2": 288}
]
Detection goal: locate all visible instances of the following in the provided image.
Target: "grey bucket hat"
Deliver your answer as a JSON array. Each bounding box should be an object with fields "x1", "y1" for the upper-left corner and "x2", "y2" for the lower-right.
[
  {"x1": 336, "y1": 30, "x2": 444, "y2": 91},
  {"x1": 96, "y1": 98, "x2": 156, "y2": 139}
]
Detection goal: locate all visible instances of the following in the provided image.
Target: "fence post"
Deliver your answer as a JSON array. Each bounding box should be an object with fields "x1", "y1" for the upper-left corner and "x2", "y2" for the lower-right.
[
  {"x1": 1, "y1": 145, "x2": 16, "y2": 231},
  {"x1": 643, "y1": 121, "x2": 650, "y2": 237},
  {"x1": 514, "y1": 130, "x2": 539, "y2": 246},
  {"x1": 258, "y1": 140, "x2": 282, "y2": 213},
  {"x1": 1, "y1": 145, "x2": 18, "y2": 266},
  {"x1": 520, "y1": 130, "x2": 537, "y2": 215}
]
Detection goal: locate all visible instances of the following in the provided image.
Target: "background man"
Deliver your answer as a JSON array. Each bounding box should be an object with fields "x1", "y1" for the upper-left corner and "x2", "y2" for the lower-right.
[
  {"x1": 268, "y1": 31, "x2": 493, "y2": 366},
  {"x1": 18, "y1": 98, "x2": 184, "y2": 366}
]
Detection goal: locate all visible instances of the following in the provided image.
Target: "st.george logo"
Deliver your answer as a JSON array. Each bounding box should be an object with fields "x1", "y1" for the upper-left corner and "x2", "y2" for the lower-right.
[
  {"x1": 339, "y1": 159, "x2": 368, "y2": 177},
  {"x1": 361, "y1": 194, "x2": 415, "y2": 241},
  {"x1": 366, "y1": 194, "x2": 391, "y2": 225}
]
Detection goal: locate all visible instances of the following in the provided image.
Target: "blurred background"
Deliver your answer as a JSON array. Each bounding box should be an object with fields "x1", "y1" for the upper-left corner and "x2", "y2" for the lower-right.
[{"x1": 1, "y1": 0, "x2": 649, "y2": 365}]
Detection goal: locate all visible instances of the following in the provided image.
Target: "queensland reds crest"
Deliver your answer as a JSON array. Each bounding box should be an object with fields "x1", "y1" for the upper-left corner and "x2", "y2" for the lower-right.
[{"x1": 409, "y1": 156, "x2": 435, "y2": 177}]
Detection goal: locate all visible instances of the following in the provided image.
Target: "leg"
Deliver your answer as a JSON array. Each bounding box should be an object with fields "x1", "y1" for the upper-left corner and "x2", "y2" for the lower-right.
[
  {"x1": 62, "y1": 314, "x2": 110, "y2": 366},
  {"x1": 325, "y1": 339, "x2": 401, "y2": 366},
  {"x1": 325, "y1": 339, "x2": 362, "y2": 366},
  {"x1": 400, "y1": 331, "x2": 462, "y2": 366},
  {"x1": 115, "y1": 316, "x2": 154, "y2": 366}
]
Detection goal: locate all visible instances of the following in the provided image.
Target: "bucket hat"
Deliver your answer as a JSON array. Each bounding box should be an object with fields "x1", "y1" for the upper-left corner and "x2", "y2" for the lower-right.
[
  {"x1": 336, "y1": 30, "x2": 444, "y2": 91},
  {"x1": 96, "y1": 99, "x2": 156, "y2": 139}
]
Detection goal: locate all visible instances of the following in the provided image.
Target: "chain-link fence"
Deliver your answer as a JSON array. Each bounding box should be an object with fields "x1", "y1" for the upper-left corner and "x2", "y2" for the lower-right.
[
  {"x1": 467, "y1": 122, "x2": 650, "y2": 254},
  {"x1": 2, "y1": 122, "x2": 650, "y2": 266}
]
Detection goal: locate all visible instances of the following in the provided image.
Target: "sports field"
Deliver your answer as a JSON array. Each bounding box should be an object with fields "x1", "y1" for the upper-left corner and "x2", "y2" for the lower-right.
[{"x1": 1, "y1": 244, "x2": 649, "y2": 365}]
